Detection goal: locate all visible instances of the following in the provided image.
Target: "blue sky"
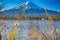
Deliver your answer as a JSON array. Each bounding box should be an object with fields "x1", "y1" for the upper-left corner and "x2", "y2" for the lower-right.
[
  {"x1": 30, "y1": 0, "x2": 60, "y2": 12},
  {"x1": 2, "y1": 0, "x2": 28, "y2": 10},
  {"x1": 1, "y1": 0, "x2": 60, "y2": 12}
]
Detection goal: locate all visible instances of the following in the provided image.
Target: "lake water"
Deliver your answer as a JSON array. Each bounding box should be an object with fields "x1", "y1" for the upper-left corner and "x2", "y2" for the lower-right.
[{"x1": 0, "y1": 20, "x2": 60, "y2": 40}]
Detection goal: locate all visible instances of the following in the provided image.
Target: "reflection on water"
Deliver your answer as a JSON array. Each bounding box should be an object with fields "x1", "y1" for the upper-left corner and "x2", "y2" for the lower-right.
[{"x1": 0, "y1": 20, "x2": 60, "y2": 40}]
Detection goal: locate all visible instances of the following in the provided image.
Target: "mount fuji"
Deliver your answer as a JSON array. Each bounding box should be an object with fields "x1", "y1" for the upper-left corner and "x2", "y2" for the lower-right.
[{"x1": 0, "y1": 1, "x2": 60, "y2": 18}]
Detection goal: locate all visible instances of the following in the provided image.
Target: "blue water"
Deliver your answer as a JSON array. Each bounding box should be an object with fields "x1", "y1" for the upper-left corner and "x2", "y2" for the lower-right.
[{"x1": 0, "y1": 20, "x2": 60, "y2": 40}]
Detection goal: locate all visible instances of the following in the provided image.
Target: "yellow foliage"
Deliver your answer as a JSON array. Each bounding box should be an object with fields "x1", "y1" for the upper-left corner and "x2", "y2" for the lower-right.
[
  {"x1": 7, "y1": 30, "x2": 16, "y2": 40},
  {"x1": 31, "y1": 30, "x2": 42, "y2": 40}
]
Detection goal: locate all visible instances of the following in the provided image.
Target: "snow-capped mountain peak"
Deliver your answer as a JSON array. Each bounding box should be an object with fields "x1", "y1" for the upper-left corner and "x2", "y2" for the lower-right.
[
  {"x1": 0, "y1": 1, "x2": 60, "y2": 18},
  {"x1": 25, "y1": 2, "x2": 29, "y2": 5}
]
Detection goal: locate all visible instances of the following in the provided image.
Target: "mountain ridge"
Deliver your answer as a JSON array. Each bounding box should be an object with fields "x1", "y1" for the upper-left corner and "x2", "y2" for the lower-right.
[{"x1": 0, "y1": 1, "x2": 60, "y2": 18}]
